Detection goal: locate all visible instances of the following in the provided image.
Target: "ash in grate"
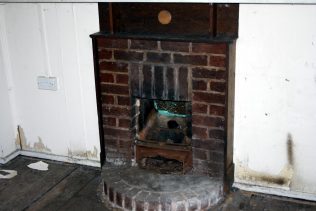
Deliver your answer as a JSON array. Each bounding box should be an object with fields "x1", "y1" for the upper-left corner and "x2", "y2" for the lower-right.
[{"x1": 140, "y1": 156, "x2": 183, "y2": 174}]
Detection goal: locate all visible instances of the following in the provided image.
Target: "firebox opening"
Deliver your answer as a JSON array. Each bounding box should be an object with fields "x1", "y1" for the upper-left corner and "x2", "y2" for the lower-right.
[
  {"x1": 140, "y1": 156, "x2": 183, "y2": 174},
  {"x1": 167, "y1": 120, "x2": 179, "y2": 129},
  {"x1": 137, "y1": 99, "x2": 192, "y2": 146}
]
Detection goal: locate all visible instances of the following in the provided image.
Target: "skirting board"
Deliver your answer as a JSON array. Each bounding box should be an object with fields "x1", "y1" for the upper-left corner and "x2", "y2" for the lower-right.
[
  {"x1": 0, "y1": 150, "x2": 20, "y2": 164},
  {"x1": 0, "y1": 149, "x2": 100, "y2": 167},
  {"x1": 234, "y1": 182, "x2": 316, "y2": 202}
]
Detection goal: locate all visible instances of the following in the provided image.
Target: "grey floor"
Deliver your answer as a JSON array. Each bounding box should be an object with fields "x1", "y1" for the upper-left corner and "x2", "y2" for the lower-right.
[
  {"x1": 0, "y1": 156, "x2": 105, "y2": 211},
  {"x1": 1, "y1": 156, "x2": 316, "y2": 211}
]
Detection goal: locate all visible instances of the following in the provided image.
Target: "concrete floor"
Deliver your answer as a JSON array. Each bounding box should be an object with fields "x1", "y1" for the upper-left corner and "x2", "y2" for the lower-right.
[{"x1": 0, "y1": 156, "x2": 316, "y2": 211}]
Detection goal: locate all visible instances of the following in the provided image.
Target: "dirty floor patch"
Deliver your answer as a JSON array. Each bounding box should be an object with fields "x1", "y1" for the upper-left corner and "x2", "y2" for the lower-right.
[
  {"x1": 0, "y1": 156, "x2": 105, "y2": 211},
  {"x1": 215, "y1": 189, "x2": 316, "y2": 211}
]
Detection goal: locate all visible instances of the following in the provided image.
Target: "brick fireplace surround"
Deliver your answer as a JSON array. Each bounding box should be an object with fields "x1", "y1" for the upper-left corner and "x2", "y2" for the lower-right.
[
  {"x1": 91, "y1": 34, "x2": 235, "y2": 210},
  {"x1": 88, "y1": 2, "x2": 239, "y2": 210},
  {"x1": 96, "y1": 37, "x2": 230, "y2": 175}
]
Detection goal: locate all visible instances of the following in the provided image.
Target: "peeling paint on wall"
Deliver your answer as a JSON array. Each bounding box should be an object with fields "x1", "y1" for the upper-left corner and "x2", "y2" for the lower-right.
[
  {"x1": 16, "y1": 126, "x2": 51, "y2": 153},
  {"x1": 16, "y1": 125, "x2": 28, "y2": 149},
  {"x1": 33, "y1": 137, "x2": 51, "y2": 153},
  {"x1": 235, "y1": 162, "x2": 294, "y2": 190},
  {"x1": 17, "y1": 125, "x2": 99, "y2": 161},
  {"x1": 235, "y1": 133, "x2": 295, "y2": 190},
  {"x1": 15, "y1": 133, "x2": 21, "y2": 149},
  {"x1": 68, "y1": 146, "x2": 98, "y2": 159}
]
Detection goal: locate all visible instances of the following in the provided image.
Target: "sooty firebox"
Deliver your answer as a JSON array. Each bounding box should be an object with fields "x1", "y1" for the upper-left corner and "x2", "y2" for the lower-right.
[{"x1": 135, "y1": 99, "x2": 192, "y2": 173}]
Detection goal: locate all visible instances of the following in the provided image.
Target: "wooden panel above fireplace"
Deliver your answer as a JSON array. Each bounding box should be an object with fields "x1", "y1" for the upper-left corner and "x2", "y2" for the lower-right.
[{"x1": 98, "y1": 3, "x2": 238, "y2": 40}]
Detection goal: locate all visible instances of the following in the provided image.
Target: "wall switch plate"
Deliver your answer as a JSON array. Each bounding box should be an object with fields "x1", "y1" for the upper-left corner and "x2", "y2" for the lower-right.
[{"x1": 37, "y1": 76, "x2": 58, "y2": 91}]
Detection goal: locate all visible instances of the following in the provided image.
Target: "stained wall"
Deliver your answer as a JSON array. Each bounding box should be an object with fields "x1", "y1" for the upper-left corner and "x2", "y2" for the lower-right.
[
  {"x1": 234, "y1": 4, "x2": 316, "y2": 199},
  {"x1": 0, "y1": 3, "x2": 100, "y2": 166}
]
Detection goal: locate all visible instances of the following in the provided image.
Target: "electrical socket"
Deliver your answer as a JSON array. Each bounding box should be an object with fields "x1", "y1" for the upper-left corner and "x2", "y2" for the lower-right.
[{"x1": 37, "y1": 76, "x2": 58, "y2": 91}]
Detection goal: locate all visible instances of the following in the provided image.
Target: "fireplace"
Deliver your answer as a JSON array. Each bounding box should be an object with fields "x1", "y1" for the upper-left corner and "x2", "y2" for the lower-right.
[
  {"x1": 95, "y1": 37, "x2": 232, "y2": 175},
  {"x1": 91, "y1": 3, "x2": 238, "y2": 210},
  {"x1": 135, "y1": 99, "x2": 192, "y2": 174}
]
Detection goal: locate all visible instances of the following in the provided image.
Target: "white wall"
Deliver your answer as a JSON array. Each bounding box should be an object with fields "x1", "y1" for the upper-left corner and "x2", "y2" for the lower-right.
[
  {"x1": 0, "y1": 5, "x2": 17, "y2": 162},
  {"x1": 0, "y1": 3, "x2": 100, "y2": 166},
  {"x1": 234, "y1": 4, "x2": 316, "y2": 200}
]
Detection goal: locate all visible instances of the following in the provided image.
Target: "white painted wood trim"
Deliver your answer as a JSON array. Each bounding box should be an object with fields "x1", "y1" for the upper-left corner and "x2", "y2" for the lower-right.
[
  {"x1": 0, "y1": 4, "x2": 19, "y2": 137},
  {"x1": 20, "y1": 150, "x2": 101, "y2": 167},
  {"x1": 0, "y1": 149, "x2": 100, "y2": 167},
  {"x1": 0, "y1": 1, "x2": 316, "y2": 4},
  {"x1": 234, "y1": 182, "x2": 316, "y2": 201},
  {"x1": 0, "y1": 150, "x2": 20, "y2": 164}
]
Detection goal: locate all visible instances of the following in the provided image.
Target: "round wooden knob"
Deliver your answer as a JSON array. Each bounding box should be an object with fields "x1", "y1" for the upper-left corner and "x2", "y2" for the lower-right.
[{"x1": 158, "y1": 10, "x2": 172, "y2": 25}]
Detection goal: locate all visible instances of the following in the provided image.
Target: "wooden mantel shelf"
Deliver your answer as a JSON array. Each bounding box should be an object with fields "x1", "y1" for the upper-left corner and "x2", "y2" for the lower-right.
[{"x1": 90, "y1": 32, "x2": 236, "y2": 44}]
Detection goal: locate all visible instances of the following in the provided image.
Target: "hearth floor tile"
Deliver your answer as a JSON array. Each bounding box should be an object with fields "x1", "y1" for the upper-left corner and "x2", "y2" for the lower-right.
[{"x1": 101, "y1": 165, "x2": 223, "y2": 210}]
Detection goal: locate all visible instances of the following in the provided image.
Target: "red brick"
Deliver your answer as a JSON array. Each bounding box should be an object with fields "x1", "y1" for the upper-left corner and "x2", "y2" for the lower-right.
[
  {"x1": 136, "y1": 201, "x2": 144, "y2": 211},
  {"x1": 192, "y1": 126, "x2": 208, "y2": 139},
  {"x1": 99, "y1": 49, "x2": 112, "y2": 60},
  {"x1": 103, "y1": 117, "x2": 116, "y2": 126},
  {"x1": 116, "y1": 192, "x2": 123, "y2": 207},
  {"x1": 174, "y1": 54, "x2": 207, "y2": 66},
  {"x1": 117, "y1": 139, "x2": 132, "y2": 149},
  {"x1": 192, "y1": 159, "x2": 224, "y2": 177},
  {"x1": 209, "y1": 105, "x2": 225, "y2": 116},
  {"x1": 114, "y1": 50, "x2": 143, "y2": 62},
  {"x1": 101, "y1": 84, "x2": 129, "y2": 95},
  {"x1": 124, "y1": 196, "x2": 132, "y2": 210},
  {"x1": 104, "y1": 182, "x2": 108, "y2": 195},
  {"x1": 209, "y1": 56, "x2": 226, "y2": 68},
  {"x1": 192, "y1": 67, "x2": 226, "y2": 79},
  {"x1": 192, "y1": 115, "x2": 225, "y2": 128},
  {"x1": 188, "y1": 200, "x2": 198, "y2": 211},
  {"x1": 192, "y1": 43, "x2": 227, "y2": 54},
  {"x1": 192, "y1": 139, "x2": 224, "y2": 151},
  {"x1": 192, "y1": 80, "x2": 207, "y2": 90},
  {"x1": 146, "y1": 52, "x2": 171, "y2": 63},
  {"x1": 142, "y1": 64, "x2": 153, "y2": 97},
  {"x1": 130, "y1": 39, "x2": 157, "y2": 50},
  {"x1": 116, "y1": 74, "x2": 129, "y2": 84},
  {"x1": 117, "y1": 96, "x2": 130, "y2": 105},
  {"x1": 175, "y1": 202, "x2": 186, "y2": 211},
  {"x1": 160, "y1": 41, "x2": 190, "y2": 52},
  {"x1": 99, "y1": 61, "x2": 128, "y2": 72},
  {"x1": 103, "y1": 127, "x2": 131, "y2": 139},
  {"x1": 148, "y1": 202, "x2": 160, "y2": 211},
  {"x1": 98, "y1": 38, "x2": 128, "y2": 49},
  {"x1": 166, "y1": 67, "x2": 175, "y2": 99},
  {"x1": 119, "y1": 118, "x2": 131, "y2": 128},
  {"x1": 192, "y1": 103, "x2": 208, "y2": 114},
  {"x1": 100, "y1": 73, "x2": 114, "y2": 83},
  {"x1": 209, "y1": 129, "x2": 225, "y2": 139},
  {"x1": 207, "y1": 151, "x2": 224, "y2": 162},
  {"x1": 109, "y1": 187, "x2": 115, "y2": 202},
  {"x1": 101, "y1": 95, "x2": 115, "y2": 104},
  {"x1": 193, "y1": 91, "x2": 226, "y2": 105},
  {"x1": 104, "y1": 137, "x2": 118, "y2": 146},
  {"x1": 210, "y1": 81, "x2": 226, "y2": 93},
  {"x1": 178, "y1": 67, "x2": 189, "y2": 100},
  {"x1": 193, "y1": 148, "x2": 207, "y2": 160},
  {"x1": 103, "y1": 105, "x2": 130, "y2": 117},
  {"x1": 130, "y1": 63, "x2": 141, "y2": 96}
]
